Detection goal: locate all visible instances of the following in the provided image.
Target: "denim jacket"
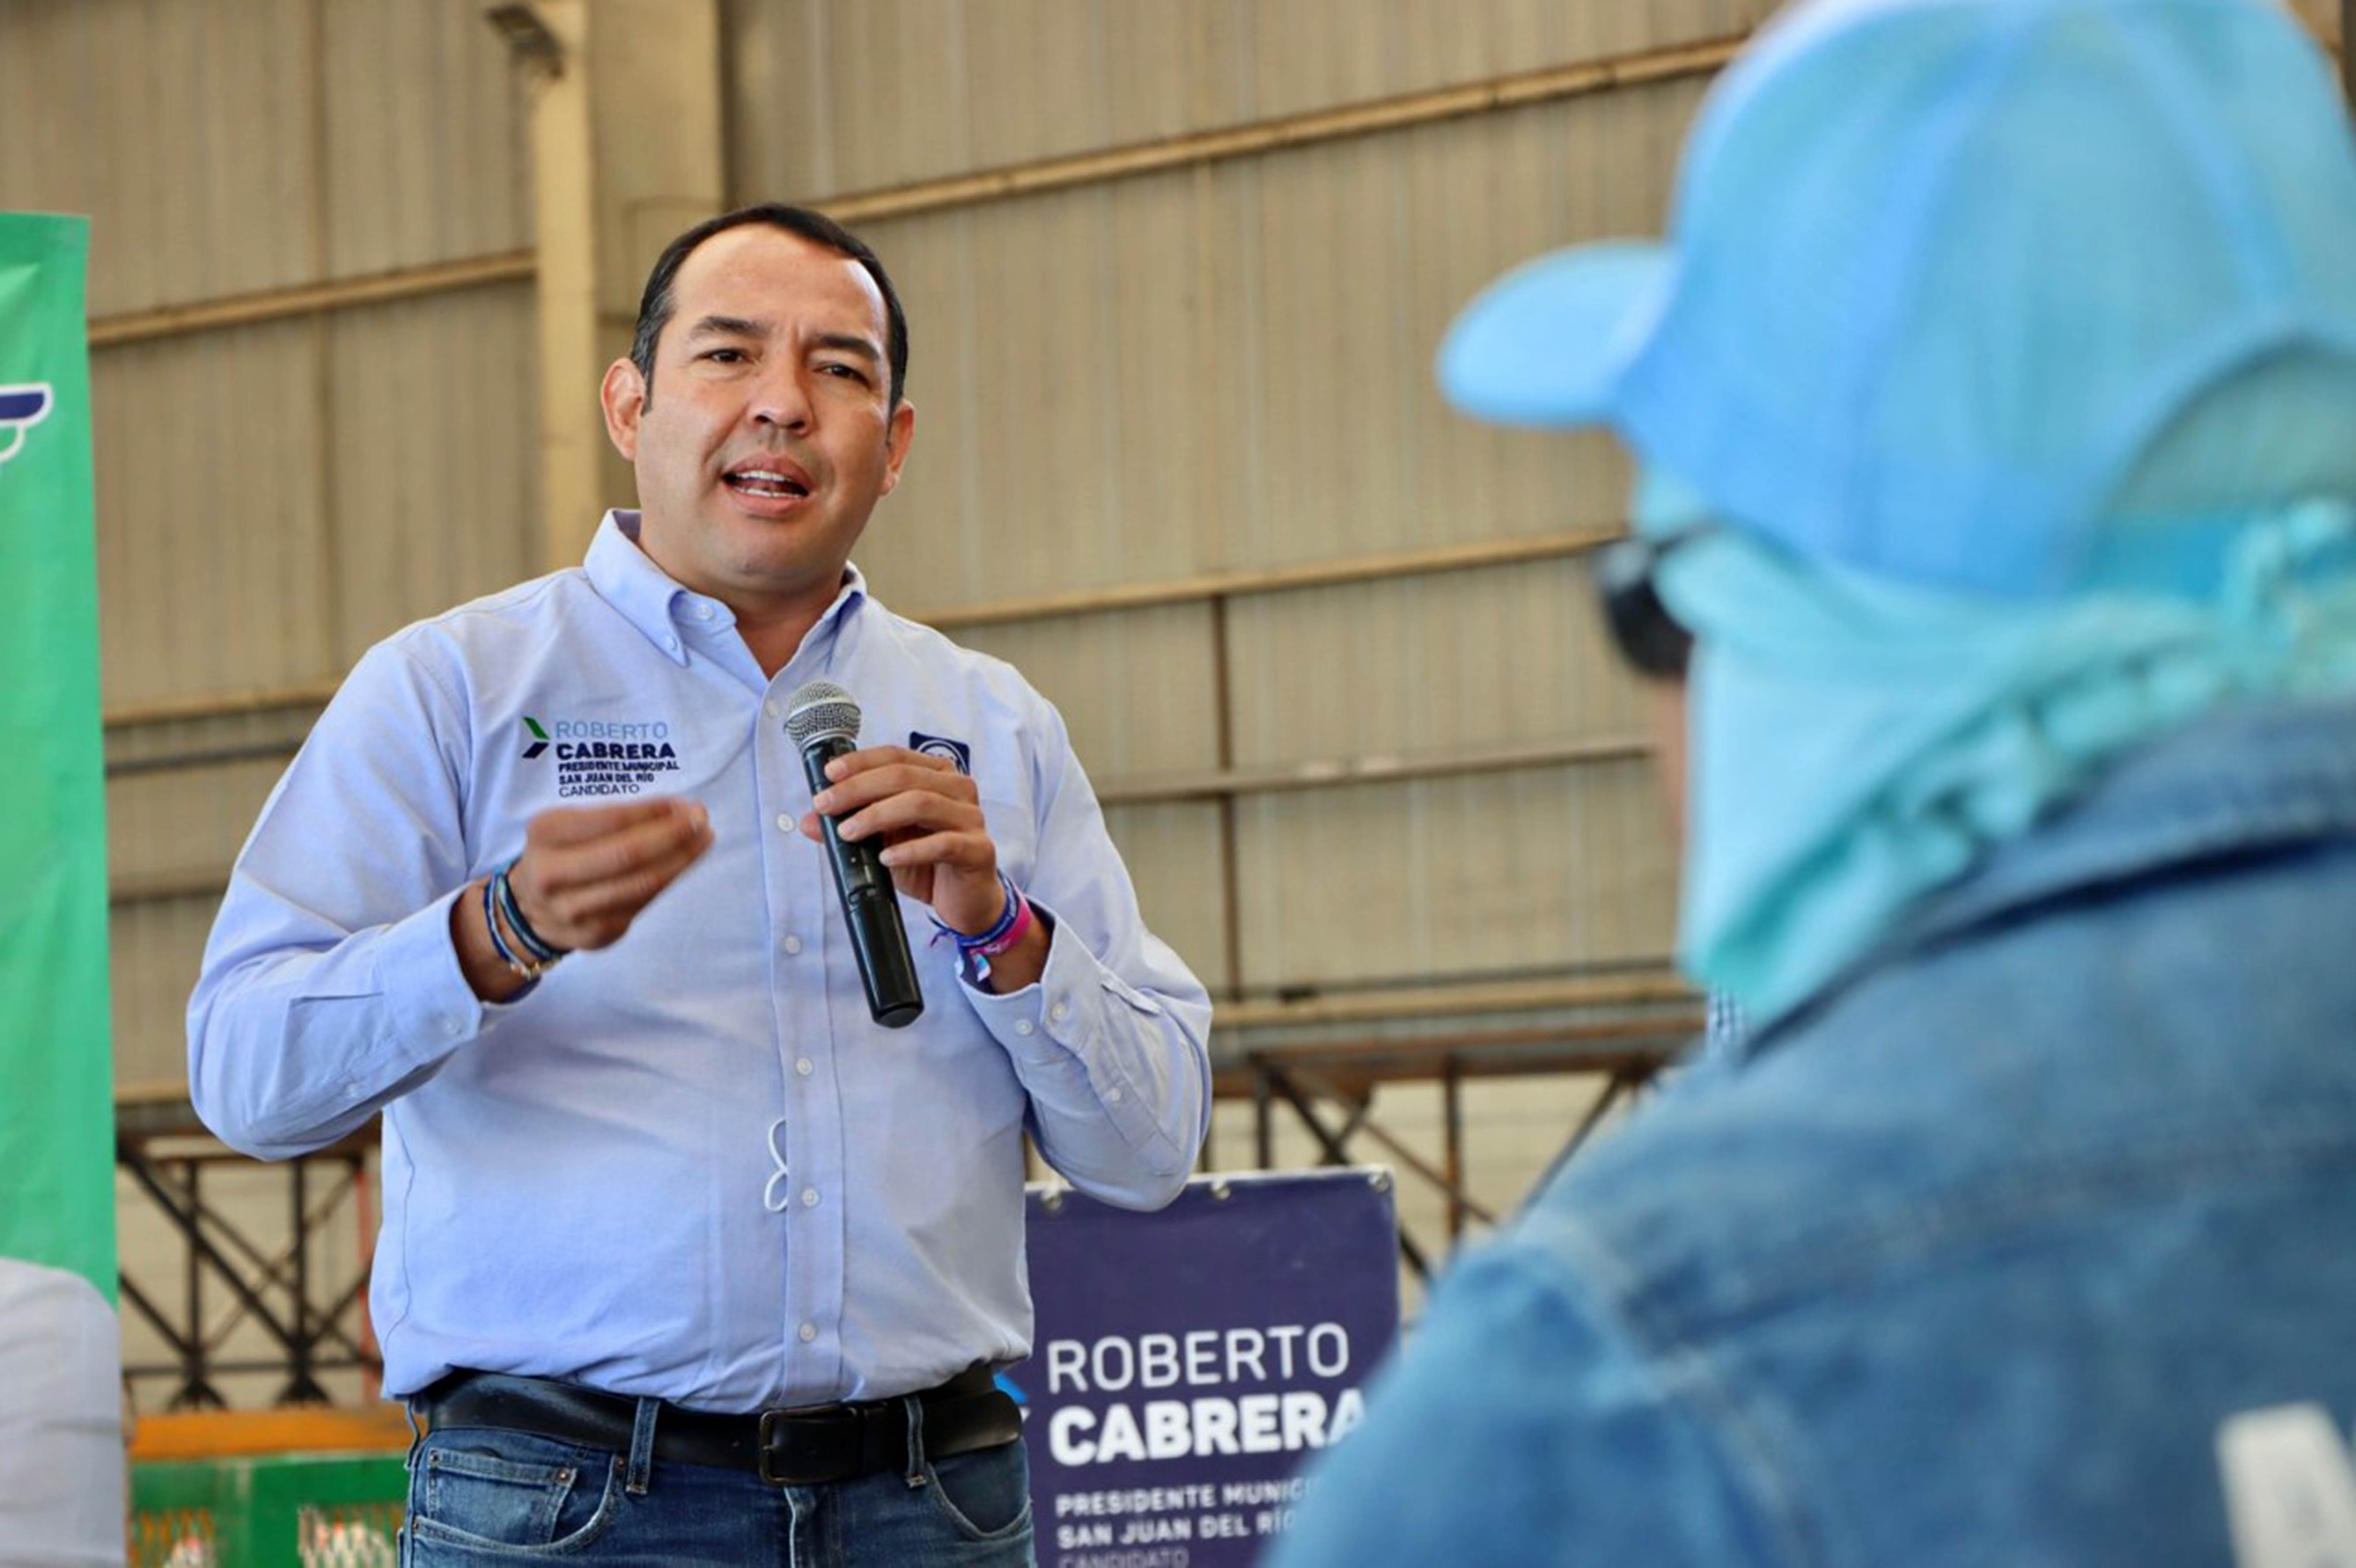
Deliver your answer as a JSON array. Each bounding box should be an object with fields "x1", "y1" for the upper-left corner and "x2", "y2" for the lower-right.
[{"x1": 1277, "y1": 699, "x2": 2356, "y2": 1566}]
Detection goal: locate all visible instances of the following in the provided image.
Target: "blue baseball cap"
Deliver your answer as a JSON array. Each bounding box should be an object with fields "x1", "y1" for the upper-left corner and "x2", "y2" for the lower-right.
[{"x1": 1439, "y1": 0, "x2": 2356, "y2": 597}]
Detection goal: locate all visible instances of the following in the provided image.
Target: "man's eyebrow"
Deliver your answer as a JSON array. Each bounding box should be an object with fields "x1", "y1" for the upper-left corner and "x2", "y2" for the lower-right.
[
  {"x1": 683, "y1": 314, "x2": 768, "y2": 341},
  {"x1": 809, "y1": 333, "x2": 882, "y2": 364}
]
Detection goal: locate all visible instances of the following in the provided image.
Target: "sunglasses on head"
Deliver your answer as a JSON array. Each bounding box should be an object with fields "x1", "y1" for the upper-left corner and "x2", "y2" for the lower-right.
[{"x1": 1588, "y1": 531, "x2": 1705, "y2": 680}]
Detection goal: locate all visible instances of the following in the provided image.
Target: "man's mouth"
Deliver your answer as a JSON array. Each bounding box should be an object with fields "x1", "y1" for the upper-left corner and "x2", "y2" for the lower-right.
[{"x1": 724, "y1": 464, "x2": 812, "y2": 500}]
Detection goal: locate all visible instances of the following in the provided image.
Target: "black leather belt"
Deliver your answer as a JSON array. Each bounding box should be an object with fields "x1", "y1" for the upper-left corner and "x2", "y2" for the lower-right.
[{"x1": 417, "y1": 1364, "x2": 1022, "y2": 1487}]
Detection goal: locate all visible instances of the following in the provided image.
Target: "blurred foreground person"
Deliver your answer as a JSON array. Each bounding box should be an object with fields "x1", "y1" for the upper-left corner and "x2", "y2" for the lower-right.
[{"x1": 1275, "y1": 0, "x2": 2356, "y2": 1562}]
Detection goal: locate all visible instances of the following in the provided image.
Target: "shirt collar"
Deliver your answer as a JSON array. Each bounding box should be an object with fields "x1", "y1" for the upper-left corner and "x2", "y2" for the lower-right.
[{"x1": 584, "y1": 510, "x2": 871, "y2": 667}]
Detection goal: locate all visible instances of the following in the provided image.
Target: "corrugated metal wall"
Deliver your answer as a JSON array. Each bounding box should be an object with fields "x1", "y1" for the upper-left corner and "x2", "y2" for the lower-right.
[{"x1": 3, "y1": 0, "x2": 540, "y2": 1092}]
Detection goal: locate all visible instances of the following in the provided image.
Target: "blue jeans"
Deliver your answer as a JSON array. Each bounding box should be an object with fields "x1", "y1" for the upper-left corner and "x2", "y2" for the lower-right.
[{"x1": 398, "y1": 1393, "x2": 1034, "y2": 1567}]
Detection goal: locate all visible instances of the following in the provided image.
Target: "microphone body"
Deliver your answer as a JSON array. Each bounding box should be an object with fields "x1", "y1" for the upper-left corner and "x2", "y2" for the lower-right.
[{"x1": 785, "y1": 686, "x2": 924, "y2": 1029}]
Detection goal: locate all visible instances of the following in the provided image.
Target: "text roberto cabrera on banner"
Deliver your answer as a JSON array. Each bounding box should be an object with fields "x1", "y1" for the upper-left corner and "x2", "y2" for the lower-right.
[{"x1": 1007, "y1": 1168, "x2": 1401, "y2": 1568}]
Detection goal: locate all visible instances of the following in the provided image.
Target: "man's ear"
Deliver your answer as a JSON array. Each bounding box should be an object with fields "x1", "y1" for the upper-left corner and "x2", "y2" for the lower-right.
[
  {"x1": 600, "y1": 359, "x2": 647, "y2": 461},
  {"x1": 877, "y1": 399, "x2": 917, "y2": 498}
]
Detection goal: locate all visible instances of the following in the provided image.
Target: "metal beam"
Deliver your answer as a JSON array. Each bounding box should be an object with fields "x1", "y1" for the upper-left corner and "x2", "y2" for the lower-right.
[
  {"x1": 1215, "y1": 972, "x2": 1693, "y2": 1033},
  {"x1": 115, "y1": 1137, "x2": 380, "y2": 1409},
  {"x1": 1093, "y1": 734, "x2": 1651, "y2": 807},
  {"x1": 116, "y1": 1271, "x2": 225, "y2": 1411},
  {"x1": 823, "y1": 36, "x2": 1749, "y2": 225},
  {"x1": 1518, "y1": 1062, "x2": 1667, "y2": 1208},
  {"x1": 117, "y1": 1142, "x2": 312, "y2": 1373},
  {"x1": 87, "y1": 253, "x2": 535, "y2": 351},
  {"x1": 1287, "y1": 1068, "x2": 1500, "y2": 1231},
  {"x1": 189, "y1": 1165, "x2": 374, "y2": 1369},
  {"x1": 914, "y1": 527, "x2": 1618, "y2": 633}
]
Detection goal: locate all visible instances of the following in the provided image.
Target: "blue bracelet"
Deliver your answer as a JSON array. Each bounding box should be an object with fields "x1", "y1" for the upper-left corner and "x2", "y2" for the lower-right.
[
  {"x1": 928, "y1": 871, "x2": 1023, "y2": 951},
  {"x1": 494, "y1": 860, "x2": 568, "y2": 963},
  {"x1": 482, "y1": 873, "x2": 543, "y2": 983},
  {"x1": 482, "y1": 875, "x2": 516, "y2": 966}
]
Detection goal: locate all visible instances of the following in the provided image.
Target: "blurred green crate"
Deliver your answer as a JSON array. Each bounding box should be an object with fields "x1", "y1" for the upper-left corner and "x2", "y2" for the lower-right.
[{"x1": 129, "y1": 1453, "x2": 405, "y2": 1568}]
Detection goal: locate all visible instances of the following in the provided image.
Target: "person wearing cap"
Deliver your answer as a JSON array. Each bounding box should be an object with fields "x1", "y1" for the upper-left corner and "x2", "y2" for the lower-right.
[
  {"x1": 1274, "y1": 0, "x2": 2356, "y2": 1562},
  {"x1": 188, "y1": 204, "x2": 1212, "y2": 1564}
]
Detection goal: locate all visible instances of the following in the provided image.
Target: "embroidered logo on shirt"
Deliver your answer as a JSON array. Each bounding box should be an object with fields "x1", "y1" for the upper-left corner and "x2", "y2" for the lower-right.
[
  {"x1": 911, "y1": 732, "x2": 972, "y2": 774},
  {"x1": 0, "y1": 384, "x2": 55, "y2": 470},
  {"x1": 523, "y1": 714, "x2": 683, "y2": 797}
]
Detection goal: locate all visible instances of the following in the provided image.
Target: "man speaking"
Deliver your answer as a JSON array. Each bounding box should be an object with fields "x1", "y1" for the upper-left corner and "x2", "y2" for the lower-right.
[{"x1": 189, "y1": 204, "x2": 1212, "y2": 1565}]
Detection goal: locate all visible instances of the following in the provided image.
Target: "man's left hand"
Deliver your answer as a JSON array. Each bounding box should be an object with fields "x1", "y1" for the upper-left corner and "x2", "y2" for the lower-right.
[{"x1": 800, "y1": 746, "x2": 1008, "y2": 934}]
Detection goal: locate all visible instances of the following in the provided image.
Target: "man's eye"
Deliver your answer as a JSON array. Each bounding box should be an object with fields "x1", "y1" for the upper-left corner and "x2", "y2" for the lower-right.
[
  {"x1": 817, "y1": 363, "x2": 868, "y2": 383},
  {"x1": 701, "y1": 348, "x2": 746, "y2": 364}
]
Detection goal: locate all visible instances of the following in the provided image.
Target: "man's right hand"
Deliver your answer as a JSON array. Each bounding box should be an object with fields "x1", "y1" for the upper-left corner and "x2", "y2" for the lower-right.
[{"x1": 453, "y1": 797, "x2": 714, "y2": 1000}]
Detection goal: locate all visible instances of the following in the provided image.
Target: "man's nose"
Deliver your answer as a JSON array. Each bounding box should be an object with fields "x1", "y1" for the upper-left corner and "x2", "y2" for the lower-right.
[{"x1": 749, "y1": 365, "x2": 813, "y2": 432}]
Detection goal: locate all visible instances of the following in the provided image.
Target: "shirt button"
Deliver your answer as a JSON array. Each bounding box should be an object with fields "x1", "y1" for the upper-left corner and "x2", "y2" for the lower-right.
[
  {"x1": 783, "y1": 935, "x2": 803, "y2": 955},
  {"x1": 1049, "y1": 1000, "x2": 1071, "y2": 1024},
  {"x1": 694, "y1": 604, "x2": 714, "y2": 621},
  {"x1": 665, "y1": 636, "x2": 680, "y2": 653},
  {"x1": 1105, "y1": 1087, "x2": 1124, "y2": 1105},
  {"x1": 776, "y1": 814, "x2": 794, "y2": 833},
  {"x1": 800, "y1": 1187, "x2": 819, "y2": 1208},
  {"x1": 765, "y1": 700, "x2": 780, "y2": 718},
  {"x1": 795, "y1": 1058, "x2": 814, "y2": 1077},
  {"x1": 1014, "y1": 1019, "x2": 1035, "y2": 1037},
  {"x1": 799, "y1": 1322, "x2": 818, "y2": 1344},
  {"x1": 442, "y1": 1019, "x2": 462, "y2": 1038}
]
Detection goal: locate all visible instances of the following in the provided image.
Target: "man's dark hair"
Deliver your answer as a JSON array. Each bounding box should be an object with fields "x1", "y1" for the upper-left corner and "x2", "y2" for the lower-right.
[{"x1": 629, "y1": 203, "x2": 909, "y2": 409}]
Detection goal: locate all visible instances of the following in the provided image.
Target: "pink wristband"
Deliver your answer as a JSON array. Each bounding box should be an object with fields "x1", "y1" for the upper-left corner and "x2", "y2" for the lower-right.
[
  {"x1": 970, "y1": 891, "x2": 1033, "y2": 959},
  {"x1": 958, "y1": 887, "x2": 1034, "y2": 987}
]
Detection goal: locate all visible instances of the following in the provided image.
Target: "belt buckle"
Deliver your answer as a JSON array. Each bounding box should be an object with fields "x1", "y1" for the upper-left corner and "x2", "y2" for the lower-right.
[{"x1": 756, "y1": 1403, "x2": 864, "y2": 1487}]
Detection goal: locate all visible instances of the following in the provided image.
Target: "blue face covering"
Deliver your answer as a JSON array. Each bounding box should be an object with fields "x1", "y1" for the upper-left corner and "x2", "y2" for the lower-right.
[{"x1": 1637, "y1": 469, "x2": 2356, "y2": 1024}]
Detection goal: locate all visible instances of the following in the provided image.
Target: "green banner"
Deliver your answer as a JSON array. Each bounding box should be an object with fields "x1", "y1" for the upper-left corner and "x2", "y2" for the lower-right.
[
  {"x1": 0, "y1": 212, "x2": 115, "y2": 1301},
  {"x1": 0, "y1": 209, "x2": 122, "y2": 1563}
]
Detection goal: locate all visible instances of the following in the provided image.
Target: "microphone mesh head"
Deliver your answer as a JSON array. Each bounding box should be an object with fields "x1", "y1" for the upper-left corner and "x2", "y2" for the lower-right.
[{"x1": 783, "y1": 679, "x2": 862, "y2": 749}]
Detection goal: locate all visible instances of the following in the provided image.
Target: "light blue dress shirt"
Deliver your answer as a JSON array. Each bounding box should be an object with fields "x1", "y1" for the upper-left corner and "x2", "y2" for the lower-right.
[{"x1": 188, "y1": 512, "x2": 1212, "y2": 1410}]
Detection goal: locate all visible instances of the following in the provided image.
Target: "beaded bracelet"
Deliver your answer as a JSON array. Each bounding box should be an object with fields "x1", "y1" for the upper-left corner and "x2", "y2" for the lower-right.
[{"x1": 493, "y1": 860, "x2": 568, "y2": 965}]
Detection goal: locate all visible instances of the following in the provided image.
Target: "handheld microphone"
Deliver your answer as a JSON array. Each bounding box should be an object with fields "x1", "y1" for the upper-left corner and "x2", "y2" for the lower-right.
[{"x1": 782, "y1": 679, "x2": 924, "y2": 1029}]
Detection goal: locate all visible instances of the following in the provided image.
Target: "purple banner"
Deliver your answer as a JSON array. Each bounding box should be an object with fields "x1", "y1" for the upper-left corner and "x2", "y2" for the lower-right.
[{"x1": 1010, "y1": 1169, "x2": 1401, "y2": 1568}]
